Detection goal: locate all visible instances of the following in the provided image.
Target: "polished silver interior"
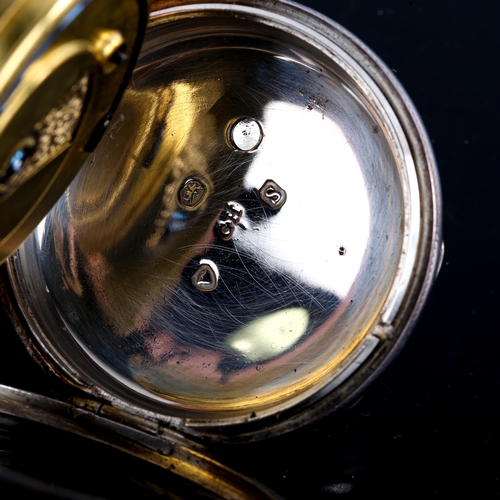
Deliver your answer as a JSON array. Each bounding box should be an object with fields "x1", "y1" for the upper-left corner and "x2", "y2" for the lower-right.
[{"x1": 9, "y1": 3, "x2": 419, "y2": 421}]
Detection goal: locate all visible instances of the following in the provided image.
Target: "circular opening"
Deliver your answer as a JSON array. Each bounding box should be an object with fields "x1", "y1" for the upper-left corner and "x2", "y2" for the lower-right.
[
  {"x1": 228, "y1": 117, "x2": 264, "y2": 151},
  {"x1": 10, "y1": 3, "x2": 416, "y2": 422}
]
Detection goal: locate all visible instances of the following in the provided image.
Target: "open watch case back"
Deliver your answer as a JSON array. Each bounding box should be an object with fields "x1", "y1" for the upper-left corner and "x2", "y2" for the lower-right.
[{"x1": 0, "y1": 0, "x2": 441, "y2": 498}]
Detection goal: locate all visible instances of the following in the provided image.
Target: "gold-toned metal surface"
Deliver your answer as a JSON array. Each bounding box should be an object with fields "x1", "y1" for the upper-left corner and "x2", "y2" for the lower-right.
[{"x1": 0, "y1": 0, "x2": 150, "y2": 263}]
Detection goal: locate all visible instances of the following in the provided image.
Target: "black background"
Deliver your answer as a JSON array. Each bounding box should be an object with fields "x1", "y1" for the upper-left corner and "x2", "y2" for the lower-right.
[
  {"x1": 1, "y1": 0, "x2": 499, "y2": 498},
  {"x1": 218, "y1": 0, "x2": 500, "y2": 498}
]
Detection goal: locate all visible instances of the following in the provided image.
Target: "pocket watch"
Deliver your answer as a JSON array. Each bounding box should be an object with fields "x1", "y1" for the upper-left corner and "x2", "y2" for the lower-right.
[{"x1": 0, "y1": 1, "x2": 442, "y2": 497}]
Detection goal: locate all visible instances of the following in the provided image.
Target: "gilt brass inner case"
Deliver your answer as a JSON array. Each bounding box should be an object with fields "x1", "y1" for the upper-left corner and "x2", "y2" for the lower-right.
[
  {"x1": 7, "y1": 1, "x2": 440, "y2": 428},
  {"x1": 0, "y1": 0, "x2": 149, "y2": 262}
]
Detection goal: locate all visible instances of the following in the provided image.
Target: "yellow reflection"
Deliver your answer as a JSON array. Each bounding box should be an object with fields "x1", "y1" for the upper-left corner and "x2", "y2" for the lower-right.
[
  {"x1": 227, "y1": 308, "x2": 309, "y2": 361},
  {"x1": 67, "y1": 81, "x2": 212, "y2": 245},
  {"x1": 60, "y1": 79, "x2": 224, "y2": 334}
]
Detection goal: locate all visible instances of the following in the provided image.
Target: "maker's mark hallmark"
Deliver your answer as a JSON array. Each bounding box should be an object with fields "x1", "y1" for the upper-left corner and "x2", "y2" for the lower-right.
[
  {"x1": 259, "y1": 179, "x2": 287, "y2": 210},
  {"x1": 218, "y1": 201, "x2": 244, "y2": 241}
]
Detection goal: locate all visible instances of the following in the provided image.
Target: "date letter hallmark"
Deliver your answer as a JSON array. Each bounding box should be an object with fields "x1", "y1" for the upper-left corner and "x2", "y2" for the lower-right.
[{"x1": 259, "y1": 179, "x2": 287, "y2": 210}]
